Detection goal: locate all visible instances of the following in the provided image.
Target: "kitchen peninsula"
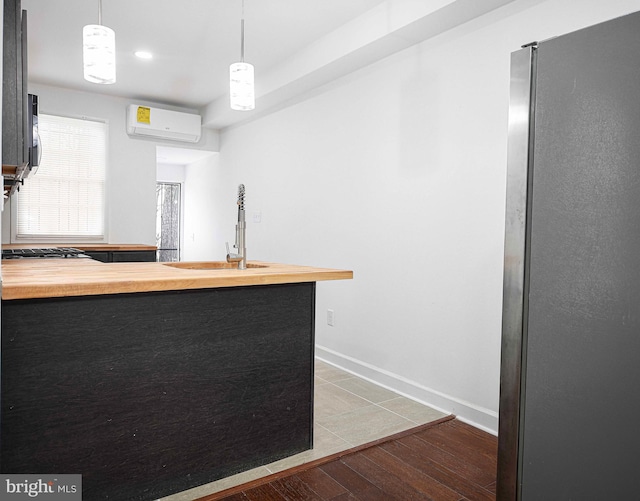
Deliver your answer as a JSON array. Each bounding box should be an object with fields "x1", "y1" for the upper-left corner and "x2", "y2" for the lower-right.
[{"x1": 0, "y1": 257, "x2": 352, "y2": 501}]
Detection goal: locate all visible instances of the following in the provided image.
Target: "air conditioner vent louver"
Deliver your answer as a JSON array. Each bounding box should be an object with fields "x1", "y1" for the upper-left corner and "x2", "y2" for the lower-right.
[{"x1": 126, "y1": 105, "x2": 201, "y2": 143}]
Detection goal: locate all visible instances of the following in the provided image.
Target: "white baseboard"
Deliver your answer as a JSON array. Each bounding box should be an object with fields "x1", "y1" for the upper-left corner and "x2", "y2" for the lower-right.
[{"x1": 315, "y1": 345, "x2": 498, "y2": 436}]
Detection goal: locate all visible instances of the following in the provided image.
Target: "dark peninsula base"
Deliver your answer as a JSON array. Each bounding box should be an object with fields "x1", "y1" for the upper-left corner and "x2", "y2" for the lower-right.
[{"x1": 1, "y1": 282, "x2": 316, "y2": 501}]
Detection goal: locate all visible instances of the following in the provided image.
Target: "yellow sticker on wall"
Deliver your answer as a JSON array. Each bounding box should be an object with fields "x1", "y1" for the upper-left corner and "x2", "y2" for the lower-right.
[{"x1": 136, "y1": 106, "x2": 151, "y2": 124}]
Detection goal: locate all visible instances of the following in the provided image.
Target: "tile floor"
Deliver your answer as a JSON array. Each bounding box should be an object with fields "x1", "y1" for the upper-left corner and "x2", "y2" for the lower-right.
[{"x1": 161, "y1": 359, "x2": 448, "y2": 501}]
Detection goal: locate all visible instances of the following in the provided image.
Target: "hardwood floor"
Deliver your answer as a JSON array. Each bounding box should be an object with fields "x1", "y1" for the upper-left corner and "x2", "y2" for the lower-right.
[{"x1": 199, "y1": 417, "x2": 497, "y2": 501}]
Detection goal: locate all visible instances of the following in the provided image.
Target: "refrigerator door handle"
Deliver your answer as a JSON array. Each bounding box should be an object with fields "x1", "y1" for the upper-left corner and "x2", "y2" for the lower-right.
[{"x1": 497, "y1": 44, "x2": 537, "y2": 501}]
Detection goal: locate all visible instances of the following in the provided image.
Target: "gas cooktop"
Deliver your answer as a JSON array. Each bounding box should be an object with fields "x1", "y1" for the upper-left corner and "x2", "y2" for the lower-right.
[{"x1": 1, "y1": 247, "x2": 88, "y2": 259}]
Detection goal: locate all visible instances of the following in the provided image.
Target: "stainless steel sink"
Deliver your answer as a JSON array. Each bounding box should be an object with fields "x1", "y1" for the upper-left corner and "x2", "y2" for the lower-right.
[{"x1": 163, "y1": 261, "x2": 267, "y2": 270}]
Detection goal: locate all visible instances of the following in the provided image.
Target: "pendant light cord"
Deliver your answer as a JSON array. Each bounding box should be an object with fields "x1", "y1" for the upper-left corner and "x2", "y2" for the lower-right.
[
  {"x1": 98, "y1": 0, "x2": 103, "y2": 26},
  {"x1": 240, "y1": 0, "x2": 245, "y2": 63}
]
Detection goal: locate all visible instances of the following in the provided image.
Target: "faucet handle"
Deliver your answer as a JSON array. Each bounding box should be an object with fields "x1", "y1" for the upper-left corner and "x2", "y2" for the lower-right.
[{"x1": 226, "y1": 242, "x2": 241, "y2": 263}]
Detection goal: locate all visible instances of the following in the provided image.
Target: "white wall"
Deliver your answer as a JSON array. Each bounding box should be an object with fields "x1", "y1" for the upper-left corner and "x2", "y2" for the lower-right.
[
  {"x1": 2, "y1": 84, "x2": 219, "y2": 245},
  {"x1": 181, "y1": 153, "x2": 227, "y2": 261},
  {"x1": 212, "y1": 0, "x2": 640, "y2": 433},
  {"x1": 157, "y1": 163, "x2": 185, "y2": 184}
]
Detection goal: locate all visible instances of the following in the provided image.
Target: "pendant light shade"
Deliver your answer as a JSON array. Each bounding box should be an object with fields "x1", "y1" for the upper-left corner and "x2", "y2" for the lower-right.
[
  {"x1": 230, "y1": 0, "x2": 255, "y2": 110},
  {"x1": 83, "y1": 1, "x2": 116, "y2": 84},
  {"x1": 230, "y1": 62, "x2": 255, "y2": 111}
]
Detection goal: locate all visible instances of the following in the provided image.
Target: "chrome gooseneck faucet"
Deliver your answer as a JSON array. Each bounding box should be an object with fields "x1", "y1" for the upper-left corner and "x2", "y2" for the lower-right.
[{"x1": 226, "y1": 184, "x2": 246, "y2": 270}]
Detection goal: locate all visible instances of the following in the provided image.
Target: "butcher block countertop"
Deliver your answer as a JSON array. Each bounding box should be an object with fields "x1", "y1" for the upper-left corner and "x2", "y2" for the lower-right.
[{"x1": 1, "y1": 259, "x2": 353, "y2": 300}]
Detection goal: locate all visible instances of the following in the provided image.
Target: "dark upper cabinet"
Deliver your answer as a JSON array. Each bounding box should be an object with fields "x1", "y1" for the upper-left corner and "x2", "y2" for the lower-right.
[{"x1": 3, "y1": 0, "x2": 27, "y2": 168}]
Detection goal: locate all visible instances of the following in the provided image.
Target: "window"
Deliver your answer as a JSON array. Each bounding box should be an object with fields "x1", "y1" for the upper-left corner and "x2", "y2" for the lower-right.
[
  {"x1": 15, "y1": 114, "x2": 107, "y2": 241},
  {"x1": 156, "y1": 182, "x2": 181, "y2": 262}
]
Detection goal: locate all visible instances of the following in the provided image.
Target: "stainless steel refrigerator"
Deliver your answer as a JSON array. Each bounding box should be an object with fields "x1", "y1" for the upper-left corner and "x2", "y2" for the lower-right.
[{"x1": 497, "y1": 9, "x2": 640, "y2": 500}]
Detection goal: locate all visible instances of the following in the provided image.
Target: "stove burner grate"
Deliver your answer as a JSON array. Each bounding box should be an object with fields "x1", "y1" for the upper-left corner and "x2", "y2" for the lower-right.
[{"x1": 1, "y1": 247, "x2": 88, "y2": 259}]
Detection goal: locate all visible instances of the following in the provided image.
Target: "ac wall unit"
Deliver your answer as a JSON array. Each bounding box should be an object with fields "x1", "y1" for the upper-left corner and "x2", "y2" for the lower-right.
[{"x1": 126, "y1": 105, "x2": 201, "y2": 143}]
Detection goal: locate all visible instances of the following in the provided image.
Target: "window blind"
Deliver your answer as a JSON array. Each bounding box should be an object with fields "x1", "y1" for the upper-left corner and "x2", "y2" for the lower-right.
[{"x1": 16, "y1": 114, "x2": 107, "y2": 239}]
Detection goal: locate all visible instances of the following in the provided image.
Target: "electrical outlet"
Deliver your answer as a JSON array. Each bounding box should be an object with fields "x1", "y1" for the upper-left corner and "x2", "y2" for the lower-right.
[{"x1": 327, "y1": 309, "x2": 334, "y2": 326}]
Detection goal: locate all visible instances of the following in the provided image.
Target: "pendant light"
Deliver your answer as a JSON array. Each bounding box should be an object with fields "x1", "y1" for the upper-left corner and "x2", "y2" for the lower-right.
[
  {"x1": 83, "y1": 0, "x2": 116, "y2": 84},
  {"x1": 230, "y1": 0, "x2": 255, "y2": 110}
]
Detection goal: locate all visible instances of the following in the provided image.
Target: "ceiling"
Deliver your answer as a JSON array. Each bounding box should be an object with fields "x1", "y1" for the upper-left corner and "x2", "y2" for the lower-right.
[
  {"x1": 22, "y1": 0, "x2": 518, "y2": 131},
  {"x1": 23, "y1": 1, "x2": 385, "y2": 113}
]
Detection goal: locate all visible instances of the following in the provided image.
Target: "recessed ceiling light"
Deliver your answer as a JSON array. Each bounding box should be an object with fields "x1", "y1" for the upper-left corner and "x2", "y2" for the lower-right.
[{"x1": 134, "y1": 51, "x2": 153, "y2": 60}]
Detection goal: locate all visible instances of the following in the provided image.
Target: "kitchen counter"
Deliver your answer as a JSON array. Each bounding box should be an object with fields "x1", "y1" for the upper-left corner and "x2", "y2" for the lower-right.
[
  {"x1": 2, "y1": 243, "x2": 157, "y2": 251},
  {"x1": 1, "y1": 259, "x2": 353, "y2": 300},
  {"x1": 1, "y1": 259, "x2": 352, "y2": 500}
]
